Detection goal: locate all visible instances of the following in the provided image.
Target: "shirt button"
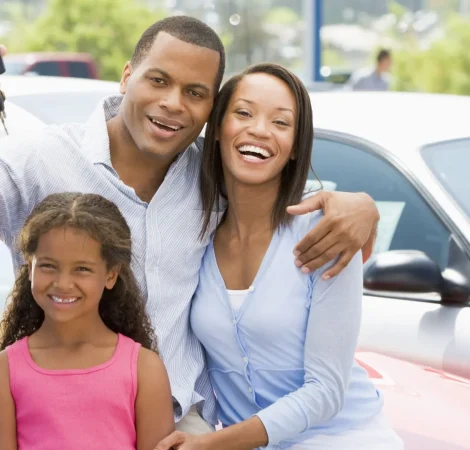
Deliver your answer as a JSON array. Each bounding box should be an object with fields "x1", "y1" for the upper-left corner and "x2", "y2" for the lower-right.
[
  {"x1": 248, "y1": 387, "x2": 253, "y2": 393},
  {"x1": 249, "y1": 286, "x2": 255, "y2": 292},
  {"x1": 232, "y1": 319, "x2": 237, "y2": 325},
  {"x1": 243, "y1": 356, "x2": 248, "y2": 363}
]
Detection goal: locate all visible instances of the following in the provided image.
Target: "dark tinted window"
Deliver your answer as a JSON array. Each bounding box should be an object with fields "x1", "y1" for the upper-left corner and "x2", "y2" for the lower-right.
[
  {"x1": 67, "y1": 61, "x2": 91, "y2": 79},
  {"x1": 310, "y1": 138, "x2": 451, "y2": 269},
  {"x1": 31, "y1": 61, "x2": 61, "y2": 76}
]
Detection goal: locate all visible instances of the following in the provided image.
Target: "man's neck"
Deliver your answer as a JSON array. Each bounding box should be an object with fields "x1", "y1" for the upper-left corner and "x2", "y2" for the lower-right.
[{"x1": 107, "y1": 116, "x2": 175, "y2": 203}]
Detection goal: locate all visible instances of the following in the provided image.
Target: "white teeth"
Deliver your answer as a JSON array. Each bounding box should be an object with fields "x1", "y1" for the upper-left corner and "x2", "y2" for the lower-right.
[
  {"x1": 150, "y1": 118, "x2": 181, "y2": 131},
  {"x1": 51, "y1": 296, "x2": 78, "y2": 304},
  {"x1": 238, "y1": 145, "x2": 271, "y2": 158}
]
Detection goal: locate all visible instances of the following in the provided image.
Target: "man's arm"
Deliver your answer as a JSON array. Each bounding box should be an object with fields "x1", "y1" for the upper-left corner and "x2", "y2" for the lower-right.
[
  {"x1": 0, "y1": 351, "x2": 18, "y2": 450},
  {"x1": 287, "y1": 191, "x2": 379, "y2": 279},
  {"x1": 136, "y1": 348, "x2": 175, "y2": 450}
]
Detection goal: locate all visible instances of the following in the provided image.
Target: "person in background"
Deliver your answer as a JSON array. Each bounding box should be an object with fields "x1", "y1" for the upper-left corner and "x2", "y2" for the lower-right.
[
  {"x1": 155, "y1": 64, "x2": 402, "y2": 450},
  {"x1": 0, "y1": 193, "x2": 174, "y2": 450},
  {"x1": 348, "y1": 49, "x2": 392, "y2": 91}
]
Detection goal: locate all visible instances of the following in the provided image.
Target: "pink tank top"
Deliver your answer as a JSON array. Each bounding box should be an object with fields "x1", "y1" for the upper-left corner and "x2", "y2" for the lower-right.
[{"x1": 7, "y1": 333, "x2": 141, "y2": 450}]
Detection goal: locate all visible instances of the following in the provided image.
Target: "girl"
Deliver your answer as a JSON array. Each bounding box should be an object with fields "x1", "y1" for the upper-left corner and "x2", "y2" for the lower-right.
[
  {"x1": 0, "y1": 193, "x2": 174, "y2": 450},
  {"x1": 156, "y1": 64, "x2": 403, "y2": 450}
]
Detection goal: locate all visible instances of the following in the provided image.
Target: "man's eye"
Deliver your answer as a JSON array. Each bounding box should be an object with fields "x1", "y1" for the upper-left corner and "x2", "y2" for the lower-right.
[
  {"x1": 188, "y1": 90, "x2": 202, "y2": 98},
  {"x1": 151, "y1": 78, "x2": 165, "y2": 84}
]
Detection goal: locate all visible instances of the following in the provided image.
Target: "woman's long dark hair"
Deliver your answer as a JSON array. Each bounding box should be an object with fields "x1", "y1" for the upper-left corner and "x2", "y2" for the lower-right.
[
  {"x1": 0, "y1": 193, "x2": 158, "y2": 352},
  {"x1": 199, "y1": 63, "x2": 315, "y2": 238}
]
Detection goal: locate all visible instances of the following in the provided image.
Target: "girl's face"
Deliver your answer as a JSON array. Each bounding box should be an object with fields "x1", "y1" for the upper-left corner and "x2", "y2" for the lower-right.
[
  {"x1": 28, "y1": 227, "x2": 119, "y2": 324},
  {"x1": 218, "y1": 73, "x2": 297, "y2": 188}
]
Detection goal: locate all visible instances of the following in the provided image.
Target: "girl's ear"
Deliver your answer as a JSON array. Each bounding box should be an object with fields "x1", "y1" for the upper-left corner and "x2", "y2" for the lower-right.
[{"x1": 105, "y1": 265, "x2": 121, "y2": 290}]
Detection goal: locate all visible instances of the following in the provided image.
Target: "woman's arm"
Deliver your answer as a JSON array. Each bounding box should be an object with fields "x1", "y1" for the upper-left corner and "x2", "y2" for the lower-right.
[
  {"x1": 155, "y1": 251, "x2": 363, "y2": 450},
  {"x1": 136, "y1": 348, "x2": 175, "y2": 450},
  {"x1": 0, "y1": 350, "x2": 18, "y2": 450}
]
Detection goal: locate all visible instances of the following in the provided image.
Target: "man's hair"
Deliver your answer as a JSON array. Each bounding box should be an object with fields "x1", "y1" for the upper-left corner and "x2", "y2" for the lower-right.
[
  {"x1": 377, "y1": 49, "x2": 391, "y2": 63},
  {"x1": 131, "y1": 16, "x2": 226, "y2": 92}
]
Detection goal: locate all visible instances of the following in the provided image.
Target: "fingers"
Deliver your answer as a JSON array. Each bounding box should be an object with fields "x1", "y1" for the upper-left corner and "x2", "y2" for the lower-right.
[
  {"x1": 154, "y1": 431, "x2": 186, "y2": 450},
  {"x1": 294, "y1": 215, "x2": 333, "y2": 257},
  {"x1": 286, "y1": 192, "x2": 326, "y2": 216},
  {"x1": 0, "y1": 45, "x2": 6, "y2": 57},
  {"x1": 322, "y1": 251, "x2": 355, "y2": 280},
  {"x1": 295, "y1": 237, "x2": 343, "y2": 272}
]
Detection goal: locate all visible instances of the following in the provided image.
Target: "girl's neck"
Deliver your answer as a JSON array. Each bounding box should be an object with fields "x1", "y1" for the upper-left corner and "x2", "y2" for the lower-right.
[
  {"x1": 33, "y1": 315, "x2": 113, "y2": 347},
  {"x1": 221, "y1": 175, "x2": 279, "y2": 240}
]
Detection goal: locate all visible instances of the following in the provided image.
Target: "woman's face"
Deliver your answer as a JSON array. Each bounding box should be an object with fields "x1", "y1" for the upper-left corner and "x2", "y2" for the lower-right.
[{"x1": 218, "y1": 73, "x2": 297, "y2": 188}]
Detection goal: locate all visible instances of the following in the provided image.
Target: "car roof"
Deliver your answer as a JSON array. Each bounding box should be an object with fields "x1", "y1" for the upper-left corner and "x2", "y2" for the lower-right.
[
  {"x1": 4, "y1": 52, "x2": 95, "y2": 62},
  {"x1": 0, "y1": 75, "x2": 119, "y2": 97},
  {"x1": 309, "y1": 91, "x2": 470, "y2": 151}
]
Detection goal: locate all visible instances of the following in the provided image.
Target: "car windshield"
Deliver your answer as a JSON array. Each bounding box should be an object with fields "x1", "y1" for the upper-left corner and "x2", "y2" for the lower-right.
[
  {"x1": 421, "y1": 138, "x2": 470, "y2": 219},
  {"x1": 4, "y1": 61, "x2": 28, "y2": 75},
  {"x1": 8, "y1": 90, "x2": 117, "y2": 124}
]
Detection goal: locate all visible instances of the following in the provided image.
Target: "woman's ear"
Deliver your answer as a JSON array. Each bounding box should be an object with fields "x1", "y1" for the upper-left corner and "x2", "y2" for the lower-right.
[{"x1": 105, "y1": 265, "x2": 121, "y2": 290}]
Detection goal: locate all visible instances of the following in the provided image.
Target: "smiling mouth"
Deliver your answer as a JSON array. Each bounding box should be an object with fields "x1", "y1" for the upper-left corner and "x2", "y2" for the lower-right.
[
  {"x1": 48, "y1": 295, "x2": 79, "y2": 304},
  {"x1": 147, "y1": 117, "x2": 183, "y2": 132},
  {"x1": 237, "y1": 145, "x2": 272, "y2": 160}
]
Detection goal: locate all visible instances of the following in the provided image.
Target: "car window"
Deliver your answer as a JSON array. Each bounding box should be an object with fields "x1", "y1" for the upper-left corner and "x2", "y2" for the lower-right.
[
  {"x1": 310, "y1": 138, "x2": 451, "y2": 269},
  {"x1": 30, "y1": 61, "x2": 61, "y2": 77},
  {"x1": 4, "y1": 61, "x2": 28, "y2": 75},
  {"x1": 8, "y1": 91, "x2": 116, "y2": 124},
  {"x1": 67, "y1": 61, "x2": 91, "y2": 79}
]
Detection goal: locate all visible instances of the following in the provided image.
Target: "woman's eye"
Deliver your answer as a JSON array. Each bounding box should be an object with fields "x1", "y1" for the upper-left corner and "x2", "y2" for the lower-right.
[
  {"x1": 236, "y1": 110, "x2": 251, "y2": 117},
  {"x1": 274, "y1": 120, "x2": 289, "y2": 126}
]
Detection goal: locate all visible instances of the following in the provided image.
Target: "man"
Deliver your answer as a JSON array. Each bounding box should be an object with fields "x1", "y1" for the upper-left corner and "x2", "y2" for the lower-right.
[
  {"x1": 348, "y1": 49, "x2": 392, "y2": 91},
  {"x1": 0, "y1": 17, "x2": 379, "y2": 432}
]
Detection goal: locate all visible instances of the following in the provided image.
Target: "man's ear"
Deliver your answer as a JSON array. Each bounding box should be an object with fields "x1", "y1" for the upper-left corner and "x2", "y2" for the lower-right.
[{"x1": 120, "y1": 62, "x2": 132, "y2": 95}]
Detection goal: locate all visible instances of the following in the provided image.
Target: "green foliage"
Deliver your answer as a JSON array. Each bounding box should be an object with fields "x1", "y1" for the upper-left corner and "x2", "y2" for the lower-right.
[
  {"x1": 392, "y1": 15, "x2": 470, "y2": 95},
  {"x1": 7, "y1": 0, "x2": 167, "y2": 81}
]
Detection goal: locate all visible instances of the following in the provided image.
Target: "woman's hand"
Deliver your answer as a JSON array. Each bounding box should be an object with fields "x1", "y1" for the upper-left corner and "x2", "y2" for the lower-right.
[{"x1": 154, "y1": 431, "x2": 206, "y2": 450}]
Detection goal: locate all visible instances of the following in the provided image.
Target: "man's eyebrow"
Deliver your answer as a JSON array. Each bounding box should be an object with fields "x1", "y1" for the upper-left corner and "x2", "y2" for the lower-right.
[
  {"x1": 235, "y1": 98, "x2": 295, "y2": 114},
  {"x1": 146, "y1": 68, "x2": 211, "y2": 94}
]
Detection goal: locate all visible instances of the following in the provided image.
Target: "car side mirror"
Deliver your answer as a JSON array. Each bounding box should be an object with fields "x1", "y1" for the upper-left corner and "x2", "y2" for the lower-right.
[
  {"x1": 364, "y1": 250, "x2": 442, "y2": 293},
  {"x1": 364, "y1": 250, "x2": 470, "y2": 303}
]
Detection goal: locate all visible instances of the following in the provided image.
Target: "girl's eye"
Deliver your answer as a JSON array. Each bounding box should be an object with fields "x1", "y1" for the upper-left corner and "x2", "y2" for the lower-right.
[
  {"x1": 39, "y1": 263, "x2": 55, "y2": 270},
  {"x1": 76, "y1": 267, "x2": 91, "y2": 273}
]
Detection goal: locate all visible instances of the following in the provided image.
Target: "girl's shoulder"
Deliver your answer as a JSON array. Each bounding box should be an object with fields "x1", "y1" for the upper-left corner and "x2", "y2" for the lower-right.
[{"x1": 288, "y1": 210, "x2": 324, "y2": 241}]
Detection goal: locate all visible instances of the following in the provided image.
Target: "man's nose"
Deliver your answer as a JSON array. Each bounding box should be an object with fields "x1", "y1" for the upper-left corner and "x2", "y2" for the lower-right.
[{"x1": 159, "y1": 88, "x2": 184, "y2": 114}]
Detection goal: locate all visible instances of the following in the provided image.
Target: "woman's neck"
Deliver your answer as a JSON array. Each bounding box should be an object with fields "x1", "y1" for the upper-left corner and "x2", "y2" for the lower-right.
[{"x1": 221, "y1": 175, "x2": 280, "y2": 240}]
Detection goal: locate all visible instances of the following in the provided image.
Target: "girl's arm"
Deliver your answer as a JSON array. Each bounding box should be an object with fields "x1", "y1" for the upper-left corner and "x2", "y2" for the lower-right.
[
  {"x1": 0, "y1": 350, "x2": 18, "y2": 450},
  {"x1": 136, "y1": 348, "x2": 175, "y2": 450},
  {"x1": 155, "y1": 251, "x2": 363, "y2": 450}
]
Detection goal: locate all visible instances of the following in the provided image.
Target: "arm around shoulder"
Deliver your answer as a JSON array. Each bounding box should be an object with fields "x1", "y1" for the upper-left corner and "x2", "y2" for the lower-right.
[
  {"x1": 0, "y1": 350, "x2": 18, "y2": 450},
  {"x1": 136, "y1": 347, "x2": 175, "y2": 450}
]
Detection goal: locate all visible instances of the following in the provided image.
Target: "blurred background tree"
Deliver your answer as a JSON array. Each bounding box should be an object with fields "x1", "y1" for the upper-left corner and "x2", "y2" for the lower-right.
[
  {"x1": 2, "y1": 0, "x2": 167, "y2": 81},
  {"x1": 392, "y1": 14, "x2": 470, "y2": 94}
]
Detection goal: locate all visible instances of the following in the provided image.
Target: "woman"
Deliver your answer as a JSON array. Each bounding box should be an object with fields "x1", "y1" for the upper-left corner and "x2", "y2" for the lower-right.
[{"x1": 156, "y1": 64, "x2": 403, "y2": 450}]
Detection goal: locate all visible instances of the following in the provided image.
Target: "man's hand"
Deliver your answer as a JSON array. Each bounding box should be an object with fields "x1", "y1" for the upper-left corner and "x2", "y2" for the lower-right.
[
  {"x1": 0, "y1": 45, "x2": 6, "y2": 57},
  {"x1": 287, "y1": 191, "x2": 379, "y2": 279},
  {"x1": 155, "y1": 431, "x2": 206, "y2": 450}
]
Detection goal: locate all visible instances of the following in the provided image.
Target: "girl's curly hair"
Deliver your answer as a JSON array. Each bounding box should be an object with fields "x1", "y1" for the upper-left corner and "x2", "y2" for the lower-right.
[{"x1": 0, "y1": 193, "x2": 158, "y2": 352}]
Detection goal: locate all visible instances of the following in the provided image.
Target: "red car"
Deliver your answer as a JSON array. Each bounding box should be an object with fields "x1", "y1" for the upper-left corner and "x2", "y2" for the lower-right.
[{"x1": 3, "y1": 52, "x2": 99, "y2": 79}]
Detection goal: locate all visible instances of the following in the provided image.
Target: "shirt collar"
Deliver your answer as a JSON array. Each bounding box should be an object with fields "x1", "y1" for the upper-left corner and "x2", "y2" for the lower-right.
[{"x1": 82, "y1": 94, "x2": 123, "y2": 168}]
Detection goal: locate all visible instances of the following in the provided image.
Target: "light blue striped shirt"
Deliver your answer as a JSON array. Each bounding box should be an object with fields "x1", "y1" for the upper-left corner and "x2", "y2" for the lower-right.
[
  {"x1": 0, "y1": 95, "x2": 217, "y2": 423},
  {"x1": 190, "y1": 212, "x2": 384, "y2": 448}
]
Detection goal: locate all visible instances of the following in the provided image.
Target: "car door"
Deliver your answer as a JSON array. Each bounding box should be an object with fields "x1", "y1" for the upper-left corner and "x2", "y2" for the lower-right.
[{"x1": 310, "y1": 133, "x2": 470, "y2": 378}]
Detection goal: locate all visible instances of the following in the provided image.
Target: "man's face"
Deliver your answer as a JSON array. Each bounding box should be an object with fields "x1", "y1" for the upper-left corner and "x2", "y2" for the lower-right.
[
  {"x1": 379, "y1": 56, "x2": 391, "y2": 73},
  {"x1": 119, "y1": 32, "x2": 220, "y2": 161}
]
